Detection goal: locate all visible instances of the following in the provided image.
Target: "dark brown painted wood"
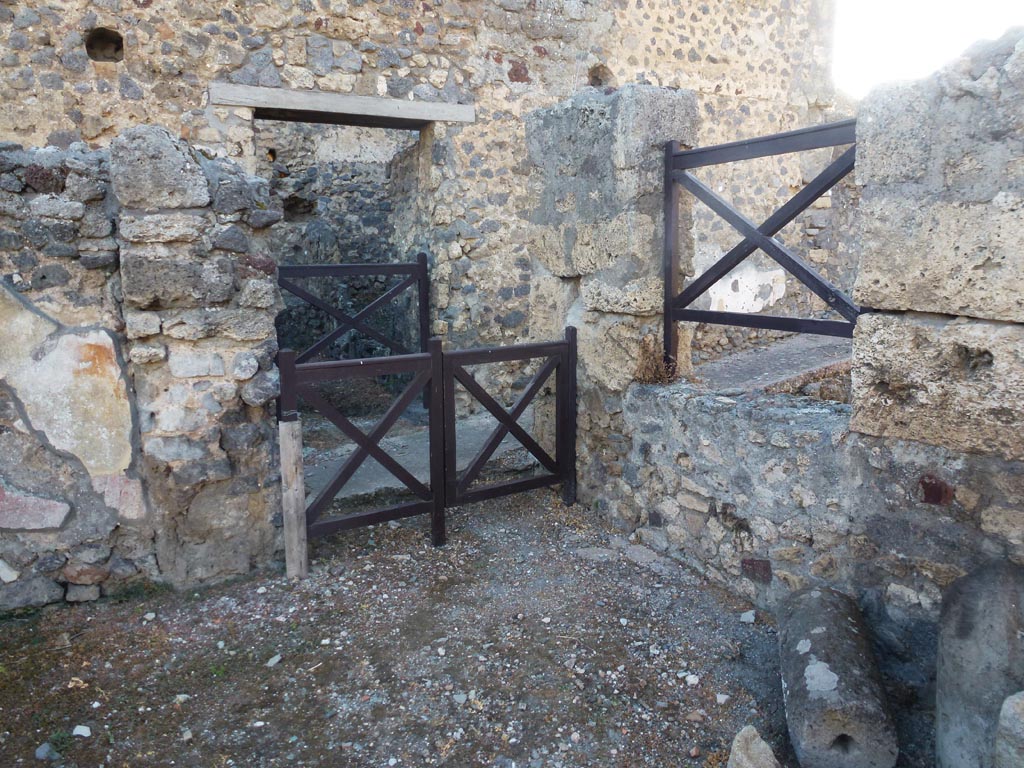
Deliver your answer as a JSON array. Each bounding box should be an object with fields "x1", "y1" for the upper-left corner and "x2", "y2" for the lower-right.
[
  {"x1": 663, "y1": 121, "x2": 862, "y2": 346},
  {"x1": 282, "y1": 331, "x2": 578, "y2": 545},
  {"x1": 663, "y1": 140, "x2": 681, "y2": 366},
  {"x1": 672, "y1": 119, "x2": 856, "y2": 169}
]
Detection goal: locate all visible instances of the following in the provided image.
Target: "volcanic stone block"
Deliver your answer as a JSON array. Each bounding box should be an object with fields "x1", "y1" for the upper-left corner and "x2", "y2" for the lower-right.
[
  {"x1": 120, "y1": 244, "x2": 235, "y2": 309},
  {"x1": 937, "y1": 562, "x2": 1024, "y2": 768},
  {"x1": 0, "y1": 575, "x2": 64, "y2": 612},
  {"x1": 777, "y1": 587, "x2": 898, "y2": 768},
  {"x1": 854, "y1": 194, "x2": 1024, "y2": 323},
  {"x1": 852, "y1": 313, "x2": 1024, "y2": 461},
  {"x1": 109, "y1": 125, "x2": 210, "y2": 210},
  {"x1": 996, "y1": 692, "x2": 1024, "y2": 768}
]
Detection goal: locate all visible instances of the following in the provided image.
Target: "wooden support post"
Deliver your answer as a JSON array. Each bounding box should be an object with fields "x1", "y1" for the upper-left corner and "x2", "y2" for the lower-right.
[
  {"x1": 663, "y1": 140, "x2": 681, "y2": 368},
  {"x1": 561, "y1": 326, "x2": 578, "y2": 506},
  {"x1": 428, "y1": 337, "x2": 447, "y2": 546},
  {"x1": 277, "y1": 348, "x2": 308, "y2": 578},
  {"x1": 280, "y1": 419, "x2": 309, "y2": 578},
  {"x1": 418, "y1": 252, "x2": 431, "y2": 410}
]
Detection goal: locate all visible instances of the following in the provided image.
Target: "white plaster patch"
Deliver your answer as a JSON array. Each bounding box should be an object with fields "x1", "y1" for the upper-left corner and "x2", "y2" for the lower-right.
[
  {"x1": 16, "y1": 331, "x2": 133, "y2": 475},
  {"x1": 805, "y1": 660, "x2": 839, "y2": 693},
  {"x1": 796, "y1": 639, "x2": 812, "y2": 654},
  {"x1": 811, "y1": 626, "x2": 826, "y2": 634},
  {"x1": 707, "y1": 262, "x2": 787, "y2": 313},
  {"x1": 0, "y1": 558, "x2": 20, "y2": 583}
]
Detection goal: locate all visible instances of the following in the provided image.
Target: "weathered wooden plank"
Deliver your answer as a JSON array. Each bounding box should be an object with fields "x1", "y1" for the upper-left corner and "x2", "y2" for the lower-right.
[
  {"x1": 279, "y1": 419, "x2": 309, "y2": 579},
  {"x1": 209, "y1": 83, "x2": 475, "y2": 128}
]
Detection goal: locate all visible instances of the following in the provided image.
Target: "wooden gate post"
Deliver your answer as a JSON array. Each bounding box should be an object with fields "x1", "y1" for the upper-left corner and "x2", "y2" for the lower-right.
[
  {"x1": 428, "y1": 337, "x2": 447, "y2": 546},
  {"x1": 663, "y1": 140, "x2": 681, "y2": 368},
  {"x1": 561, "y1": 325, "x2": 578, "y2": 506},
  {"x1": 278, "y1": 350, "x2": 309, "y2": 578}
]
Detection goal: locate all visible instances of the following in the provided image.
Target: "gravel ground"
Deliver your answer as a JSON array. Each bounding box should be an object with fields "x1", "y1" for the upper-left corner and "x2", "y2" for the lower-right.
[{"x1": 0, "y1": 490, "x2": 796, "y2": 767}]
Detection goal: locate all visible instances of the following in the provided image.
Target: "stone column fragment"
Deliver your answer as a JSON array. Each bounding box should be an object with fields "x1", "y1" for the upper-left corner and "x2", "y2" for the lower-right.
[
  {"x1": 937, "y1": 561, "x2": 1024, "y2": 768},
  {"x1": 777, "y1": 587, "x2": 897, "y2": 768},
  {"x1": 996, "y1": 692, "x2": 1024, "y2": 768}
]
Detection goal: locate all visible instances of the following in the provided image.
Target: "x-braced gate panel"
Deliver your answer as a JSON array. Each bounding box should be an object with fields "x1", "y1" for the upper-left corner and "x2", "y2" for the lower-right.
[
  {"x1": 277, "y1": 254, "x2": 431, "y2": 362},
  {"x1": 663, "y1": 119, "x2": 865, "y2": 366},
  {"x1": 277, "y1": 328, "x2": 577, "y2": 577},
  {"x1": 443, "y1": 335, "x2": 577, "y2": 508}
]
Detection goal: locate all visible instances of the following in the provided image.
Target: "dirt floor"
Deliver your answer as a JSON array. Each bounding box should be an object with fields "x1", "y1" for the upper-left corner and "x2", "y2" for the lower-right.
[{"x1": 0, "y1": 490, "x2": 931, "y2": 767}]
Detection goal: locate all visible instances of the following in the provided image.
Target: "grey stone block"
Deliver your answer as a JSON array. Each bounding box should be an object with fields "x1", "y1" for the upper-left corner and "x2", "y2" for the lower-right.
[
  {"x1": 996, "y1": 692, "x2": 1024, "y2": 768},
  {"x1": 241, "y1": 369, "x2": 279, "y2": 406},
  {"x1": 65, "y1": 583, "x2": 100, "y2": 602},
  {"x1": 0, "y1": 574, "x2": 63, "y2": 612},
  {"x1": 937, "y1": 562, "x2": 1024, "y2": 768},
  {"x1": 109, "y1": 126, "x2": 210, "y2": 210},
  {"x1": 168, "y1": 348, "x2": 225, "y2": 378},
  {"x1": 120, "y1": 245, "x2": 234, "y2": 309},
  {"x1": 777, "y1": 587, "x2": 898, "y2": 768}
]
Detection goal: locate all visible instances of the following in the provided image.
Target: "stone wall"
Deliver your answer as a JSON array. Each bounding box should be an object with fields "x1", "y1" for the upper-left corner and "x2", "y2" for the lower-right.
[
  {"x1": 0, "y1": 0, "x2": 837, "y2": 353},
  {"x1": 0, "y1": 126, "x2": 283, "y2": 610},
  {"x1": 609, "y1": 30, "x2": 1024, "y2": 698},
  {"x1": 615, "y1": 384, "x2": 1023, "y2": 690},
  {"x1": 521, "y1": 85, "x2": 698, "y2": 503},
  {"x1": 0, "y1": 0, "x2": 844, "y2": 607},
  {"x1": 850, "y1": 29, "x2": 1024, "y2": 461}
]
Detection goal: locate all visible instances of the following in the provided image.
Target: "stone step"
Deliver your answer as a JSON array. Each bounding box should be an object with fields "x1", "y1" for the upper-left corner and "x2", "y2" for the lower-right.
[{"x1": 691, "y1": 333, "x2": 852, "y2": 394}]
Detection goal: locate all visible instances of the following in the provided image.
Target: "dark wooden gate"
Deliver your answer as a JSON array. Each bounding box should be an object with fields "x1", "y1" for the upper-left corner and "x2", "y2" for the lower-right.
[
  {"x1": 276, "y1": 328, "x2": 577, "y2": 573},
  {"x1": 277, "y1": 253, "x2": 430, "y2": 363},
  {"x1": 663, "y1": 119, "x2": 864, "y2": 366}
]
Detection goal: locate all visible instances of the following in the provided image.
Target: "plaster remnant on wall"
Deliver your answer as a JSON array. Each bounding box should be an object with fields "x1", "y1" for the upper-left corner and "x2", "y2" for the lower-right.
[
  {"x1": 0, "y1": 483, "x2": 71, "y2": 530},
  {"x1": 707, "y1": 263, "x2": 787, "y2": 314},
  {"x1": 0, "y1": 284, "x2": 132, "y2": 477}
]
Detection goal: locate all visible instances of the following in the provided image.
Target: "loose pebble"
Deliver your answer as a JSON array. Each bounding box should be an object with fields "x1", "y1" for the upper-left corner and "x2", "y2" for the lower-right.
[
  {"x1": 72, "y1": 725, "x2": 91, "y2": 738},
  {"x1": 266, "y1": 654, "x2": 282, "y2": 667}
]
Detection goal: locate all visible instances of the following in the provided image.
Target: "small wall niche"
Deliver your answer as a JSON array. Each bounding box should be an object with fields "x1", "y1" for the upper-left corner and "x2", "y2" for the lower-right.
[
  {"x1": 588, "y1": 64, "x2": 616, "y2": 88},
  {"x1": 85, "y1": 28, "x2": 124, "y2": 63}
]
